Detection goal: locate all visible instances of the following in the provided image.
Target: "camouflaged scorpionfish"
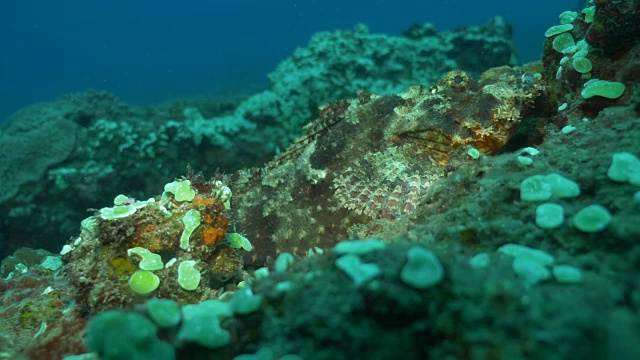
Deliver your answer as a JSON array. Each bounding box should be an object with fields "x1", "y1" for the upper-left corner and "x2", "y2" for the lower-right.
[{"x1": 228, "y1": 66, "x2": 544, "y2": 265}]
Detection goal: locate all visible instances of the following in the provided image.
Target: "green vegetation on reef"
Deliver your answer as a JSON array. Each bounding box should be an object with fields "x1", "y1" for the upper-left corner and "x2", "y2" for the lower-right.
[
  {"x1": 2, "y1": 1, "x2": 640, "y2": 358},
  {"x1": 0, "y1": 18, "x2": 518, "y2": 260}
]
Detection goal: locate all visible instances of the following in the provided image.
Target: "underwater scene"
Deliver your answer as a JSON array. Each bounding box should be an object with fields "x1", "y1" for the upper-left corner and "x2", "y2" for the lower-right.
[{"x1": 1, "y1": 0, "x2": 639, "y2": 359}]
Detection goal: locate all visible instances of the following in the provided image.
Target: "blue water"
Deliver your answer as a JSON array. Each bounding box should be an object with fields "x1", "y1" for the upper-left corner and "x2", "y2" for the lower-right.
[{"x1": 0, "y1": 0, "x2": 575, "y2": 121}]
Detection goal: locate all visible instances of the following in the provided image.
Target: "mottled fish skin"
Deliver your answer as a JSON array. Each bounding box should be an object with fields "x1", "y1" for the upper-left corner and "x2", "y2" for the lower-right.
[{"x1": 229, "y1": 66, "x2": 545, "y2": 266}]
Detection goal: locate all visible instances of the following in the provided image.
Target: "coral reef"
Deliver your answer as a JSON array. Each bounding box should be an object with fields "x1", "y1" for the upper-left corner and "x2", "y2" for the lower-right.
[
  {"x1": 541, "y1": 1, "x2": 639, "y2": 124},
  {"x1": 62, "y1": 172, "x2": 247, "y2": 315},
  {"x1": 1, "y1": 1, "x2": 640, "y2": 359},
  {"x1": 231, "y1": 20, "x2": 518, "y2": 154},
  {"x1": 0, "y1": 19, "x2": 517, "y2": 261},
  {"x1": 64, "y1": 239, "x2": 640, "y2": 359},
  {"x1": 0, "y1": 92, "x2": 242, "y2": 258},
  {"x1": 0, "y1": 248, "x2": 84, "y2": 359}
]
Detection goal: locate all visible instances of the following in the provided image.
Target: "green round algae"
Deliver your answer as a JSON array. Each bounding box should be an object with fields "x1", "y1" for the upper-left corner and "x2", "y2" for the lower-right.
[
  {"x1": 164, "y1": 180, "x2": 196, "y2": 202},
  {"x1": 552, "y1": 33, "x2": 576, "y2": 53},
  {"x1": 545, "y1": 24, "x2": 573, "y2": 37},
  {"x1": 178, "y1": 260, "x2": 201, "y2": 291},
  {"x1": 573, "y1": 204, "x2": 612, "y2": 232},
  {"x1": 581, "y1": 79, "x2": 625, "y2": 99},
  {"x1": 572, "y1": 57, "x2": 592, "y2": 73},
  {"x1": 127, "y1": 247, "x2": 164, "y2": 271},
  {"x1": 180, "y1": 209, "x2": 202, "y2": 250},
  {"x1": 558, "y1": 11, "x2": 577, "y2": 25},
  {"x1": 129, "y1": 270, "x2": 160, "y2": 295}
]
